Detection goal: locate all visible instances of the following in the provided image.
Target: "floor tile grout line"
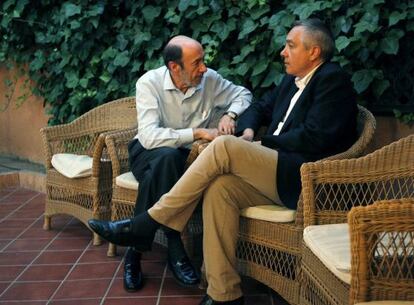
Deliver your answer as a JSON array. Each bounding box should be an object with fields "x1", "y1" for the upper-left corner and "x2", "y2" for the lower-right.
[
  {"x1": 99, "y1": 253, "x2": 125, "y2": 305},
  {"x1": 0, "y1": 216, "x2": 78, "y2": 300},
  {"x1": 0, "y1": 197, "x2": 44, "y2": 253},
  {"x1": 0, "y1": 187, "x2": 19, "y2": 202},
  {"x1": 155, "y1": 262, "x2": 169, "y2": 305},
  {"x1": 0, "y1": 191, "x2": 41, "y2": 230},
  {"x1": 45, "y1": 219, "x2": 95, "y2": 305}
]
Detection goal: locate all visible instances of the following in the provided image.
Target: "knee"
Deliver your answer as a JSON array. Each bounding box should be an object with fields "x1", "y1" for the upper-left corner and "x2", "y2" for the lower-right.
[
  {"x1": 203, "y1": 175, "x2": 238, "y2": 208},
  {"x1": 157, "y1": 148, "x2": 186, "y2": 164},
  {"x1": 210, "y1": 135, "x2": 240, "y2": 153}
]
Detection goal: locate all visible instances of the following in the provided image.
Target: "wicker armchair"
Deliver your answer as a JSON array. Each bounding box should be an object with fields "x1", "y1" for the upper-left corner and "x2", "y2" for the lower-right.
[
  {"x1": 41, "y1": 97, "x2": 136, "y2": 245},
  {"x1": 235, "y1": 105, "x2": 376, "y2": 305},
  {"x1": 300, "y1": 135, "x2": 414, "y2": 305},
  {"x1": 105, "y1": 127, "x2": 203, "y2": 257}
]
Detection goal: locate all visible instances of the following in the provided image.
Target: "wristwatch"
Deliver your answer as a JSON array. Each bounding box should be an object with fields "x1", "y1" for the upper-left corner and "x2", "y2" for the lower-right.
[{"x1": 224, "y1": 111, "x2": 238, "y2": 120}]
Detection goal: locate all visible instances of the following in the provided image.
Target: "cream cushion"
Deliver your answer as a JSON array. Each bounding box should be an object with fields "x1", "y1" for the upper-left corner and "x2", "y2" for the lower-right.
[
  {"x1": 241, "y1": 205, "x2": 296, "y2": 223},
  {"x1": 355, "y1": 301, "x2": 414, "y2": 305},
  {"x1": 51, "y1": 153, "x2": 93, "y2": 179},
  {"x1": 303, "y1": 223, "x2": 351, "y2": 284},
  {"x1": 116, "y1": 171, "x2": 139, "y2": 190}
]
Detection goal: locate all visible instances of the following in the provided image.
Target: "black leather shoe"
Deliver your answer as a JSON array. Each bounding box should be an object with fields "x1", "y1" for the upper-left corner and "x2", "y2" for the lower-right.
[
  {"x1": 88, "y1": 219, "x2": 151, "y2": 251},
  {"x1": 123, "y1": 248, "x2": 143, "y2": 292},
  {"x1": 168, "y1": 254, "x2": 200, "y2": 287},
  {"x1": 199, "y1": 294, "x2": 244, "y2": 305}
]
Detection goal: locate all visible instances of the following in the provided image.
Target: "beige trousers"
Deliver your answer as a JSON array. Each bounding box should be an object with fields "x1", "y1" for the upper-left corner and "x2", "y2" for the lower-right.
[{"x1": 148, "y1": 135, "x2": 280, "y2": 301}]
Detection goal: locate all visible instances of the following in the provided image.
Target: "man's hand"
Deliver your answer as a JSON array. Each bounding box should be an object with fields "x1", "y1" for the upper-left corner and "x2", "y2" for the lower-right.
[
  {"x1": 193, "y1": 128, "x2": 219, "y2": 141},
  {"x1": 218, "y1": 115, "x2": 236, "y2": 135},
  {"x1": 239, "y1": 128, "x2": 254, "y2": 141}
]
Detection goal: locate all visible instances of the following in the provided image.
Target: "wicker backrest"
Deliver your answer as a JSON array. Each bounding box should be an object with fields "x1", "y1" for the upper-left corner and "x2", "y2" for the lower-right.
[
  {"x1": 295, "y1": 105, "x2": 376, "y2": 226},
  {"x1": 41, "y1": 97, "x2": 136, "y2": 165},
  {"x1": 348, "y1": 199, "x2": 414, "y2": 304},
  {"x1": 301, "y1": 134, "x2": 414, "y2": 227}
]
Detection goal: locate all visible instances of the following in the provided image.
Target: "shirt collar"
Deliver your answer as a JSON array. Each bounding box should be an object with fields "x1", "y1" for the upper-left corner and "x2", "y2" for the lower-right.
[
  {"x1": 163, "y1": 67, "x2": 204, "y2": 93},
  {"x1": 295, "y1": 62, "x2": 323, "y2": 90},
  {"x1": 163, "y1": 67, "x2": 177, "y2": 90}
]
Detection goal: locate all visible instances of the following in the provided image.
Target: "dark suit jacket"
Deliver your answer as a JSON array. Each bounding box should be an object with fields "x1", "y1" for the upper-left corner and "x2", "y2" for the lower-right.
[{"x1": 236, "y1": 62, "x2": 358, "y2": 209}]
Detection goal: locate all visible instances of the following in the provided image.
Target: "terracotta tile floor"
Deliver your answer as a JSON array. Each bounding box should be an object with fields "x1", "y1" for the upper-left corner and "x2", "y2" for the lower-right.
[{"x1": 0, "y1": 187, "x2": 289, "y2": 305}]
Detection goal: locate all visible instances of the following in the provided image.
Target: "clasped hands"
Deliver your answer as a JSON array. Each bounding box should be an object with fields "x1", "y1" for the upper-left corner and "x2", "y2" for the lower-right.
[{"x1": 193, "y1": 114, "x2": 259, "y2": 144}]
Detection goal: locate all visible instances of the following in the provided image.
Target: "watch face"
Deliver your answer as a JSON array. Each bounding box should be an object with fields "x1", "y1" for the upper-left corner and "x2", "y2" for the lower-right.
[{"x1": 227, "y1": 112, "x2": 237, "y2": 120}]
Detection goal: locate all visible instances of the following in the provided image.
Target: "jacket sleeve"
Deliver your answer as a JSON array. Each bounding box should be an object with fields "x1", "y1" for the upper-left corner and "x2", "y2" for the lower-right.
[{"x1": 236, "y1": 86, "x2": 280, "y2": 135}]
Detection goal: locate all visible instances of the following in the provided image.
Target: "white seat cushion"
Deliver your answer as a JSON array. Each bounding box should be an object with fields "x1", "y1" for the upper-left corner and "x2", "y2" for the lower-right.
[
  {"x1": 115, "y1": 171, "x2": 139, "y2": 190},
  {"x1": 241, "y1": 205, "x2": 296, "y2": 223},
  {"x1": 51, "y1": 153, "x2": 93, "y2": 179},
  {"x1": 355, "y1": 301, "x2": 414, "y2": 305},
  {"x1": 303, "y1": 223, "x2": 351, "y2": 284}
]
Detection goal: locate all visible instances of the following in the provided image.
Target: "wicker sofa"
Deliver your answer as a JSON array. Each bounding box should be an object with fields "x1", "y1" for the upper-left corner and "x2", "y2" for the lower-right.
[
  {"x1": 300, "y1": 135, "x2": 414, "y2": 305},
  {"x1": 235, "y1": 105, "x2": 376, "y2": 305},
  {"x1": 41, "y1": 97, "x2": 136, "y2": 245},
  {"x1": 104, "y1": 104, "x2": 375, "y2": 304}
]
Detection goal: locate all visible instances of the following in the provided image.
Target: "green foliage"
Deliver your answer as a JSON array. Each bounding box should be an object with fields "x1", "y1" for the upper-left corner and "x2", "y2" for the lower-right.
[{"x1": 0, "y1": 0, "x2": 413, "y2": 124}]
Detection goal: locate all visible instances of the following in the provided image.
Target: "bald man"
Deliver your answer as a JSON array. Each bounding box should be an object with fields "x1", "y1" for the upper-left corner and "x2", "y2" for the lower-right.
[{"x1": 122, "y1": 36, "x2": 252, "y2": 292}]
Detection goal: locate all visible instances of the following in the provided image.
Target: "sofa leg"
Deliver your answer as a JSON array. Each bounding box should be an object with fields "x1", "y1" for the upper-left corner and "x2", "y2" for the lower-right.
[
  {"x1": 43, "y1": 215, "x2": 51, "y2": 230},
  {"x1": 93, "y1": 232, "x2": 102, "y2": 246},
  {"x1": 107, "y1": 243, "x2": 117, "y2": 257}
]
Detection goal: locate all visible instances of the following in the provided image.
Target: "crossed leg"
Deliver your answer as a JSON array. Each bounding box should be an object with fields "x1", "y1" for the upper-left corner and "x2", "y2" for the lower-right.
[{"x1": 148, "y1": 135, "x2": 281, "y2": 301}]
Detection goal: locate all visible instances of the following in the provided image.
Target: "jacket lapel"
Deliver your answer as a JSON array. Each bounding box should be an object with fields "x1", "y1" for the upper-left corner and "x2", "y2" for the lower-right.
[{"x1": 267, "y1": 84, "x2": 298, "y2": 134}]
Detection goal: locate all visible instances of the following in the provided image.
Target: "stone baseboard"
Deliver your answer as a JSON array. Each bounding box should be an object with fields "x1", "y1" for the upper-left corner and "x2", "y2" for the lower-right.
[{"x1": 0, "y1": 171, "x2": 45, "y2": 193}]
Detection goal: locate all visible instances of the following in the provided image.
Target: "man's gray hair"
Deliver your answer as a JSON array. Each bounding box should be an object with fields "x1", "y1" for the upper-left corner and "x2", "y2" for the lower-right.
[{"x1": 293, "y1": 18, "x2": 335, "y2": 61}]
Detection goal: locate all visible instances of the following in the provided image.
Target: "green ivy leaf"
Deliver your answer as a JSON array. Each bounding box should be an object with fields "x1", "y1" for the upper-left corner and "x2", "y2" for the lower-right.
[
  {"x1": 3, "y1": 0, "x2": 15, "y2": 10},
  {"x1": 63, "y1": 3, "x2": 81, "y2": 18},
  {"x1": 336, "y1": 36, "x2": 350, "y2": 52},
  {"x1": 379, "y1": 29, "x2": 404, "y2": 55},
  {"x1": 238, "y1": 18, "x2": 258, "y2": 39},
  {"x1": 142, "y1": 6, "x2": 162, "y2": 23},
  {"x1": 235, "y1": 63, "x2": 249, "y2": 76},
  {"x1": 389, "y1": 11, "x2": 407, "y2": 26},
  {"x1": 372, "y1": 79, "x2": 390, "y2": 98},
  {"x1": 70, "y1": 20, "x2": 81, "y2": 29},
  {"x1": 178, "y1": 0, "x2": 197, "y2": 12},
  {"x1": 261, "y1": 63, "x2": 281, "y2": 87},
  {"x1": 354, "y1": 11, "x2": 380, "y2": 34},
  {"x1": 65, "y1": 70, "x2": 79, "y2": 89},
  {"x1": 165, "y1": 9, "x2": 181, "y2": 24},
  {"x1": 292, "y1": 2, "x2": 323, "y2": 19},
  {"x1": 101, "y1": 47, "x2": 117, "y2": 60},
  {"x1": 351, "y1": 69, "x2": 378, "y2": 93},
  {"x1": 251, "y1": 58, "x2": 268, "y2": 76},
  {"x1": 29, "y1": 50, "x2": 45, "y2": 71},
  {"x1": 113, "y1": 50, "x2": 130, "y2": 67}
]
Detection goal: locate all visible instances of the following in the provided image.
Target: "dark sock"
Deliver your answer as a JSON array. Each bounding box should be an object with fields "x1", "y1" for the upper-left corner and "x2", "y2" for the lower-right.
[
  {"x1": 165, "y1": 228, "x2": 187, "y2": 260},
  {"x1": 131, "y1": 211, "x2": 160, "y2": 236},
  {"x1": 128, "y1": 247, "x2": 142, "y2": 261}
]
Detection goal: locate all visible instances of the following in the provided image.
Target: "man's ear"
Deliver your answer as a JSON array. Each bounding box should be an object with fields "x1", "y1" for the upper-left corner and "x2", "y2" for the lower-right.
[
  {"x1": 168, "y1": 61, "x2": 180, "y2": 72},
  {"x1": 310, "y1": 46, "x2": 322, "y2": 61}
]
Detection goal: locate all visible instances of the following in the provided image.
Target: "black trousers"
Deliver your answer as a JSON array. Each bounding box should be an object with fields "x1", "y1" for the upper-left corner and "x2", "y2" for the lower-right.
[{"x1": 128, "y1": 139, "x2": 190, "y2": 234}]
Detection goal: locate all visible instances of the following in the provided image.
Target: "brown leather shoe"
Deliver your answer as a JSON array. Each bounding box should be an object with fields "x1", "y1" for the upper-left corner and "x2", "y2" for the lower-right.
[{"x1": 199, "y1": 294, "x2": 244, "y2": 305}]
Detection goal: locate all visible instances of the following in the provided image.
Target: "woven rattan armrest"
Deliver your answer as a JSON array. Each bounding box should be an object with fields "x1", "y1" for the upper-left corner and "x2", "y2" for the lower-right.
[
  {"x1": 301, "y1": 135, "x2": 414, "y2": 228},
  {"x1": 105, "y1": 127, "x2": 138, "y2": 179},
  {"x1": 348, "y1": 198, "x2": 414, "y2": 304}
]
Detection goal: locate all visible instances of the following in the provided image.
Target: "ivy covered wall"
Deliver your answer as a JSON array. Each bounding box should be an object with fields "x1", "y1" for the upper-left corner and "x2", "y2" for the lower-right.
[{"x1": 1, "y1": 0, "x2": 413, "y2": 125}]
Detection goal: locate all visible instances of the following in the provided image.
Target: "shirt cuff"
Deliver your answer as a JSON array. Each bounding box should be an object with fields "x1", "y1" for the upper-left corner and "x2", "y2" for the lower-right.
[
  {"x1": 177, "y1": 128, "x2": 194, "y2": 146},
  {"x1": 227, "y1": 105, "x2": 244, "y2": 116}
]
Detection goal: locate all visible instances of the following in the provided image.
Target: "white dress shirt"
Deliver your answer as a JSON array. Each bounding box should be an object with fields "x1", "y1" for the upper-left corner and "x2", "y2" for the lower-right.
[
  {"x1": 135, "y1": 66, "x2": 252, "y2": 149},
  {"x1": 274, "y1": 64, "x2": 322, "y2": 135}
]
